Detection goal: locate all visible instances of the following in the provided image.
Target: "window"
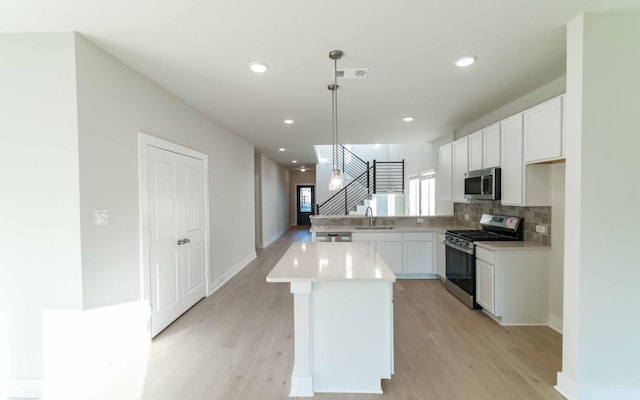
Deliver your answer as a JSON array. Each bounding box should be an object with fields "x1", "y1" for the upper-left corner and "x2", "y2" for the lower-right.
[{"x1": 408, "y1": 170, "x2": 436, "y2": 216}]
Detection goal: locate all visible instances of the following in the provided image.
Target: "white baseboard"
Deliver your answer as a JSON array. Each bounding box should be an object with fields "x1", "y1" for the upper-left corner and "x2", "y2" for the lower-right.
[
  {"x1": 208, "y1": 252, "x2": 257, "y2": 296},
  {"x1": 556, "y1": 372, "x2": 576, "y2": 400},
  {"x1": 548, "y1": 313, "x2": 563, "y2": 334},
  {"x1": 258, "y1": 226, "x2": 289, "y2": 249},
  {"x1": 556, "y1": 372, "x2": 640, "y2": 400},
  {"x1": 290, "y1": 375, "x2": 313, "y2": 397},
  {"x1": 8, "y1": 379, "x2": 42, "y2": 399}
]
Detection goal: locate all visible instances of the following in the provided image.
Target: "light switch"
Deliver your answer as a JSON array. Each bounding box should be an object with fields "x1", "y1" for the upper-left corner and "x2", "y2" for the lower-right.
[
  {"x1": 536, "y1": 225, "x2": 546, "y2": 234},
  {"x1": 95, "y1": 209, "x2": 110, "y2": 226},
  {"x1": 416, "y1": 218, "x2": 424, "y2": 223}
]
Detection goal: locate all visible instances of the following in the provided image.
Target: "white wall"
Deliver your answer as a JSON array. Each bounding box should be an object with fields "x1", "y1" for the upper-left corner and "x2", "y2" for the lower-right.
[
  {"x1": 0, "y1": 33, "x2": 84, "y2": 393},
  {"x1": 389, "y1": 142, "x2": 435, "y2": 214},
  {"x1": 289, "y1": 170, "x2": 316, "y2": 225},
  {"x1": 74, "y1": 34, "x2": 256, "y2": 308},
  {"x1": 455, "y1": 76, "x2": 566, "y2": 139},
  {"x1": 256, "y1": 154, "x2": 290, "y2": 247},
  {"x1": 559, "y1": 12, "x2": 640, "y2": 398}
]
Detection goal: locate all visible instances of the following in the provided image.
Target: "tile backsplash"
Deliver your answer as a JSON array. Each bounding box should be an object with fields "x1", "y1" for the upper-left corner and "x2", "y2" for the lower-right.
[{"x1": 454, "y1": 202, "x2": 551, "y2": 245}]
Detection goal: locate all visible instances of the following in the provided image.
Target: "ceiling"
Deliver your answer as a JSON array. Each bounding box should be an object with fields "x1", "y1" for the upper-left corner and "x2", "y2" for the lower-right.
[{"x1": 1, "y1": 0, "x2": 638, "y2": 169}]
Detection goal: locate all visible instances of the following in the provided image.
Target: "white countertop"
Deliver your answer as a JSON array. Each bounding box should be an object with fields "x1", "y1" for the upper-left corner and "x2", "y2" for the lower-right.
[
  {"x1": 475, "y1": 241, "x2": 551, "y2": 251},
  {"x1": 266, "y1": 242, "x2": 396, "y2": 283},
  {"x1": 310, "y1": 224, "x2": 466, "y2": 234}
]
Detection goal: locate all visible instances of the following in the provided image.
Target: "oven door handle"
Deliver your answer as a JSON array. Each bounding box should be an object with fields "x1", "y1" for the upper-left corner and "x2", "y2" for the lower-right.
[{"x1": 445, "y1": 240, "x2": 474, "y2": 255}]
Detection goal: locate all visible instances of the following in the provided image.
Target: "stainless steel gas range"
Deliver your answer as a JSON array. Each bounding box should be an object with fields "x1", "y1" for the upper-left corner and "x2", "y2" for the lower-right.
[{"x1": 444, "y1": 214, "x2": 523, "y2": 309}]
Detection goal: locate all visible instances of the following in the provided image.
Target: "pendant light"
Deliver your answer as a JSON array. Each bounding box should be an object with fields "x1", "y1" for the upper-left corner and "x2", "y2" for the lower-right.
[{"x1": 328, "y1": 49, "x2": 344, "y2": 191}]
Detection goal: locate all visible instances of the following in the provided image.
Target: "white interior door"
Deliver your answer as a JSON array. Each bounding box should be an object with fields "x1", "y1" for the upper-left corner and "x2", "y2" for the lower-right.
[
  {"x1": 147, "y1": 145, "x2": 206, "y2": 336},
  {"x1": 181, "y1": 156, "x2": 206, "y2": 310}
]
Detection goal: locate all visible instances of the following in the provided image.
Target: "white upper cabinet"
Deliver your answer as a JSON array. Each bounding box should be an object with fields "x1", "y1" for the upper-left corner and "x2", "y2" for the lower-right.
[
  {"x1": 438, "y1": 143, "x2": 453, "y2": 202},
  {"x1": 452, "y1": 136, "x2": 469, "y2": 203},
  {"x1": 468, "y1": 131, "x2": 483, "y2": 171},
  {"x1": 500, "y1": 114, "x2": 524, "y2": 205},
  {"x1": 468, "y1": 123, "x2": 500, "y2": 172},
  {"x1": 501, "y1": 113, "x2": 551, "y2": 207},
  {"x1": 482, "y1": 123, "x2": 501, "y2": 168},
  {"x1": 524, "y1": 95, "x2": 564, "y2": 163}
]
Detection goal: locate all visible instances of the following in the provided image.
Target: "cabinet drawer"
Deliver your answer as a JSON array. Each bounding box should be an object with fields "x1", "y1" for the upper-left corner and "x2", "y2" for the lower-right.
[
  {"x1": 403, "y1": 232, "x2": 433, "y2": 241},
  {"x1": 475, "y1": 246, "x2": 495, "y2": 264}
]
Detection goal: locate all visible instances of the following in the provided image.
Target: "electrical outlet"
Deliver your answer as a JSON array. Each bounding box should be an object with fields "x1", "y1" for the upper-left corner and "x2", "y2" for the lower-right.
[
  {"x1": 416, "y1": 218, "x2": 424, "y2": 223},
  {"x1": 464, "y1": 214, "x2": 470, "y2": 220},
  {"x1": 536, "y1": 225, "x2": 546, "y2": 234}
]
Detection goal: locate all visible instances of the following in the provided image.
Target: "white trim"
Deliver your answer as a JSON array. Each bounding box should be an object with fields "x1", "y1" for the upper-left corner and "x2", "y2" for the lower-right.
[
  {"x1": 556, "y1": 372, "x2": 576, "y2": 400},
  {"x1": 548, "y1": 313, "x2": 563, "y2": 334},
  {"x1": 8, "y1": 379, "x2": 42, "y2": 398},
  {"x1": 290, "y1": 375, "x2": 314, "y2": 397},
  {"x1": 207, "y1": 252, "x2": 257, "y2": 296},
  {"x1": 556, "y1": 372, "x2": 640, "y2": 400},
  {"x1": 259, "y1": 226, "x2": 289, "y2": 249},
  {"x1": 137, "y1": 132, "x2": 211, "y2": 331}
]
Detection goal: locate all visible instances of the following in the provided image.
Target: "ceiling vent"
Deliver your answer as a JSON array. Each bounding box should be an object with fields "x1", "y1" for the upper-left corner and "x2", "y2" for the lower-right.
[{"x1": 336, "y1": 68, "x2": 369, "y2": 79}]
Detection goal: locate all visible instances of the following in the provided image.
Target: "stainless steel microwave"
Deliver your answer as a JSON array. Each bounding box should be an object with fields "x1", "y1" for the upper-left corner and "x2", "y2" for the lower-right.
[{"x1": 464, "y1": 168, "x2": 501, "y2": 200}]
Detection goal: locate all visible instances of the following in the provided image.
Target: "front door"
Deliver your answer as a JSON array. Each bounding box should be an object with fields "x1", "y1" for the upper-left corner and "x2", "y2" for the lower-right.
[{"x1": 296, "y1": 185, "x2": 314, "y2": 226}]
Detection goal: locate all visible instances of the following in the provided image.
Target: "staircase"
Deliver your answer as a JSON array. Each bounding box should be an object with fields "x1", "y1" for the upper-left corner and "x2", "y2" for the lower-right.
[{"x1": 315, "y1": 145, "x2": 404, "y2": 216}]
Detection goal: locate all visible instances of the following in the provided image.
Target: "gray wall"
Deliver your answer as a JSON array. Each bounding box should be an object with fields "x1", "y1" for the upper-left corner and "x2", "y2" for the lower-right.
[
  {"x1": 0, "y1": 32, "x2": 258, "y2": 392},
  {"x1": 75, "y1": 34, "x2": 256, "y2": 309},
  {"x1": 255, "y1": 154, "x2": 290, "y2": 247}
]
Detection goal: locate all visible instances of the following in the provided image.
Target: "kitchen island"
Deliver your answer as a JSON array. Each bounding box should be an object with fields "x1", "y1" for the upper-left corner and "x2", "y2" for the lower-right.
[{"x1": 267, "y1": 242, "x2": 396, "y2": 397}]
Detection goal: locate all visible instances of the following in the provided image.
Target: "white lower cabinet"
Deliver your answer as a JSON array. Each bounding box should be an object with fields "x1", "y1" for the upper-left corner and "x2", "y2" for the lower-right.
[
  {"x1": 475, "y1": 259, "x2": 495, "y2": 314},
  {"x1": 475, "y1": 245, "x2": 550, "y2": 325},
  {"x1": 403, "y1": 232, "x2": 435, "y2": 275},
  {"x1": 377, "y1": 241, "x2": 403, "y2": 274},
  {"x1": 352, "y1": 231, "x2": 436, "y2": 278}
]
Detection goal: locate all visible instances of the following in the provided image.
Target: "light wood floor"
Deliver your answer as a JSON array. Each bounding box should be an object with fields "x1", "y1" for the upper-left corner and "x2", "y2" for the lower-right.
[{"x1": 142, "y1": 227, "x2": 564, "y2": 400}]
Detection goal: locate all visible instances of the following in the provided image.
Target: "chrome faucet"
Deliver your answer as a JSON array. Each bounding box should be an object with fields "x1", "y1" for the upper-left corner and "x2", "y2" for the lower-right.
[{"x1": 365, "y1": 206, "x2": 376, "y2": 227}]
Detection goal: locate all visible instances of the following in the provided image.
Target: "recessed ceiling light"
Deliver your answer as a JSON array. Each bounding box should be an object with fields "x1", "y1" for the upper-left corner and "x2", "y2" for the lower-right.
[
  {"x1": 403, "y1": 116, "x2": 415, "y2": 122},
  {"x1": 249, "y1": 62, "x2": 269, "y2": 73},
  {"x1": 292, "y1": 160, "x2": 297, "y2": 163},
  {"x1": 279, "y1": 148, "x2": 286, "y2": 152},
  {"x1": 455, "y1": 56, "x2": 477, "y2": 68},
  {"x1": 300, "y1": 166, "x2": 306, "y2": 172},
  {"x1": 284, "y1": 119, "x2": 294, "y2": 125}
]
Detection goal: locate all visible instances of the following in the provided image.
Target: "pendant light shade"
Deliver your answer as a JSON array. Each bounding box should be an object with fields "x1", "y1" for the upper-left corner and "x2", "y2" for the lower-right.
[
  {"x1": 328, "y1": 169, "x2": 344, "y2": 191},
  {"x1": 328, "y1": 49, "x2": 344, "y2": 191}
]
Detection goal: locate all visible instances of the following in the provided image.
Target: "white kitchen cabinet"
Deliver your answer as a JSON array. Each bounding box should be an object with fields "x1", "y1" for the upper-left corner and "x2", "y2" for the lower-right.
[
  {"x1": 524, "y1": 95, "x2": 564, "y2": 163},
  {"x1": 468, "y1": 131, "x2": 483, "y2": 171},
  {"x1": 352, "y1": 232, "x2": 403, "y2": 274},
  {"x1": 376, "y1": 241, "x2": 403, "y2": 274},
  {"x1": 474, "y1": 244, "x2": 550, "y2": 325},
  {"x1": 438, "y1": 143, "x2": 453, "y2": 202},
  {"x1": 351, "y1": 231, "x2": 437, "y2": 278},
  {"x1": 482, "y1": 123, "x2": 501, "y2": 168},
  {"x1": 403, "y1": 232, "x2": 435, "y2": 275},
  {"x1": 452, "y1": 137, "x2": 469, "y2": 203},
  {"x1": 437, "y1": 233, "x2": 446, "y2": 280},
  {"x1": 475, "y1": 259, "x2": 495, "y2": 313},
  {"x1": 500, "y1": 113, "x2": 551, "y2": 206}
]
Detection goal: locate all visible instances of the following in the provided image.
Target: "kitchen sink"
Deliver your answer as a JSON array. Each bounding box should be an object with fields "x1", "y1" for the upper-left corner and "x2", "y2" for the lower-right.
[{"x1": 354, "y1": 226, "x2": 394, "y2": 230}]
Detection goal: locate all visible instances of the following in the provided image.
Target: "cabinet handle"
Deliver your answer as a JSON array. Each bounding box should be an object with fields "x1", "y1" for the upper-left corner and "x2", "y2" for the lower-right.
[{"x1": 177, "y1": 239, "x2": 185, "y2": 245}]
